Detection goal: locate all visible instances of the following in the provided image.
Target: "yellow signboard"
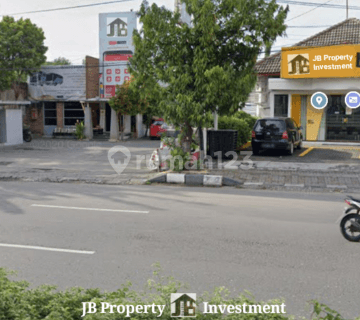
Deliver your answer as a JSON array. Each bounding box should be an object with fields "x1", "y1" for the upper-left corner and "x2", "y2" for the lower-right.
[{"x1": 281, "y1": 44, "x2": 360, "y2": 79}]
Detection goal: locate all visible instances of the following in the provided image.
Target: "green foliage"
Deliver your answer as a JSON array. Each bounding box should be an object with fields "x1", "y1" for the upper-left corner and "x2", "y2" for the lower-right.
[
  {"x1": 130, "y1": 0, "x2": 288, "y2": 148},
  {"x1": 233, "y1": 111, "x2": 258, "y2": 130},
  {"x1": 0, "y1": 16, "x2": 47, "y2": 94},
  {"x1": 44, "y1": 57, "x2": 71, "y2": 65},
  {"x1": 162, "y1": 135, "x2": 190, "y2": 172},
  {"x1": 218, "y1": 116, "x2": 251, "y2": 147},
  {"x1": 75, "y1": 121, "x2": 85, "y2": 140},
  {"x1": 0, "y1": 267, "x2": 356, "y2": 320}
]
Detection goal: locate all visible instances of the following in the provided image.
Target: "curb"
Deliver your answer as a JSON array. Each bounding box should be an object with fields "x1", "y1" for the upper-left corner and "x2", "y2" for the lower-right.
[{"x1": 148, "y1": 173, "x2": 241, "y2": 187}]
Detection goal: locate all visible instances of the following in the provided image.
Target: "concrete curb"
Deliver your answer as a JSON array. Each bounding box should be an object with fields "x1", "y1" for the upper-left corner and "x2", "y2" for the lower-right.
[{"x1": 148, "y1": 173, "x2": 241, "y2": 187}]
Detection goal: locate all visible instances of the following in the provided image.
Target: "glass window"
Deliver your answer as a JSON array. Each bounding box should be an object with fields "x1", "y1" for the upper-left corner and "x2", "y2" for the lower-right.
[
  {"x1": 254, "y1": 119, "x2": 285, "y2": 132},
  {"x1": 64, "y1": 102, "x2": 84, "y2": 126},
  {"x1": 274, "y1": 95, "x2": 288, "y2": 117},
  {"x1": 44, "y1": 102, "x2": 57, "y2": 127}
]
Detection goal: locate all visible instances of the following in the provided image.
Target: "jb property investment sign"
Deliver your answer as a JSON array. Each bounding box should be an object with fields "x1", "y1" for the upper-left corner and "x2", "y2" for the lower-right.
[
  {"x1": 99, "y1": 12, "x2": 137, "y2": 98},
  {"x1": 281, "y1": 44, "x2": 360, "y2": 79}
]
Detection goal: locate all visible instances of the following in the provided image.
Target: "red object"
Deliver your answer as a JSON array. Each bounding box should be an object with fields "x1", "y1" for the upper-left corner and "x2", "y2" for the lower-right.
[
  {"x1": 109, "y1": 41, "x2": 117, "y2": 45},
  {"x1": 282, "y1": 131, "x2": 289, "y2": 139},
  {"x1": 106, "y1": 76, "x2": 112, "y2": 82},
  {"x1": 124, "y1": 76, "x2": 130, "y2": 81},
  {"x1": 251, "y1": 130, "x2": 256, "y2": 138},
  {"x1": 104, "y1": 54, "x2": 132, "y2": 61},
  {"x1": 124, "y1": 69, "x2": 129, "y2": 74},
  {"x1": 105, "y1": 85, "x2": 116, "y2": 97},
  {"x1": 106, "y1": 69, "x2": 112, "y2": 74},
  {"x1": 115, "y1": 69, "x2": 121, "y2": 74},
  {"x1": 150, "y1": 118, "x2": 166, "y2": 138},
  {"x1": 115, "y1": 76, "x2": 121, "y2": 82}
]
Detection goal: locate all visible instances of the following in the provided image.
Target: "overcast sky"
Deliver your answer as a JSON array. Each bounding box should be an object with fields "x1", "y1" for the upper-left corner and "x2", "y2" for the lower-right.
[{"x1": 0, "y1": 0, "x2": 355, "y2": 63}]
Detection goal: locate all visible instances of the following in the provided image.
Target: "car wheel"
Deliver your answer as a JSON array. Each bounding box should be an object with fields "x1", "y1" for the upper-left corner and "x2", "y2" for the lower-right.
[
  {"x1": 288, "y1": 142, "x2": 294, "y2": 155},
  {"x1": 297, "y1": 139, "x2": 303, "y2": 150}
]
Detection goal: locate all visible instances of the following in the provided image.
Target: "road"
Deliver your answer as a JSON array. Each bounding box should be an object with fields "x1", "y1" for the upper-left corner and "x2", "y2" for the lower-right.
[{"x1": 0, "y1": 182, "x2": 359, "y2": 318}]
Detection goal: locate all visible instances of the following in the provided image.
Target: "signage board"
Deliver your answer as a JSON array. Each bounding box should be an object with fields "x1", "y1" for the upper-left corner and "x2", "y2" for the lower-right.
[
  {"x1": 99, "y1": 12, "x2": 137, "y2": 98},
  {"x1": 281, "y1": 44, "x2": 360, "y2": 79},
  {"x1": 28, "y1": 66, "x2": 86, "y2": 100}
]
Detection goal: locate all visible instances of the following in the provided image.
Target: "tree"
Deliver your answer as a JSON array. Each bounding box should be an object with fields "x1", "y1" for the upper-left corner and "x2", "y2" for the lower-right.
[
  {"x1": 108, "y1": 76, "x2": 151, "y2": 139},
  {"x1": 0, "y1": 16, "x2": 47, "y2": 99},
  {"x1": 44, "y1": 57, "x2": 72, "y2": 65},
  {"x1": 130, "y1": 0, "x2": 288, "y2": 151}
]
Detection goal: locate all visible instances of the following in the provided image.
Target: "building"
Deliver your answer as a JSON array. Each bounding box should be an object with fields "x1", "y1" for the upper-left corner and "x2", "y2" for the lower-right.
[
  {"x1": 252, "y1": 18, "x2": 360, "y2": 141},
  {"x1": 0, "y1": 84, "x2": 31, "y2": 145}
]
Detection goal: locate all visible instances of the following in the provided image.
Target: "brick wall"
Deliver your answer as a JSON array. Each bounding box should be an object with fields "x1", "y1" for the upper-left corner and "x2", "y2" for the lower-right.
[
  {"x1": 86, "y1": 56, "x2": 99, "y2": 99},
  {"x1": 56, "y1": 102, "x2": 64, "y2": 128},
  {"x1": 23, "y1": 104, "x2": 44, "y2": 136}
]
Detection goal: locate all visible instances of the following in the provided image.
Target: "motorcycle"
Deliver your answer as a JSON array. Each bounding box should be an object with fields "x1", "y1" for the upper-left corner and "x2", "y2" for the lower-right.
[
  {"x1": 340, "y1": 196, "x2": 360, "y2": 242},
  {"x1": 23, "y1": 127, "x2": 32, "y2": 143}
]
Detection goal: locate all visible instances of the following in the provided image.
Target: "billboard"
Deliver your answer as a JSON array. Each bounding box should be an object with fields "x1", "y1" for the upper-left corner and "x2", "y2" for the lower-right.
[
  {"x1": 99, "y1": 12, "x2": 137, "y2": 98},
  {"x1": 281, "y1": 44, "x2": 360, "y2": 79},
  {"x1": 28, "y1": 66, "x2": 86, "y2": 100}
]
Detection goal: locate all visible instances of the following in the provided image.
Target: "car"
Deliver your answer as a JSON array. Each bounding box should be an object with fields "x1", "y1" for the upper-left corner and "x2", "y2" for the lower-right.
[
  {"x1": 251, "y1": 117, "x2": 303, "y2": 155},
  {"x1": 150, "y1": 119, "x2": 166, "y2": 139}
]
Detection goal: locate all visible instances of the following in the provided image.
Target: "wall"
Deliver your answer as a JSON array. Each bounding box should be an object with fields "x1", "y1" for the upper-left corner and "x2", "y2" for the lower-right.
[
  {"x1": 23, "y1": 103, "x2": 44, "y2": 136},
  {"x1": 246, "y1": 75, "x2": 269, "y2": 117},
  {"x1": 0, "y1": 110, "x2": 6, "y2": 143},
  {"x1": 5, "y1": 109, "x2": 23, "y2": 145},
  {"x1": 86, "y1": 56, "x2": 100, "y2": 99}
]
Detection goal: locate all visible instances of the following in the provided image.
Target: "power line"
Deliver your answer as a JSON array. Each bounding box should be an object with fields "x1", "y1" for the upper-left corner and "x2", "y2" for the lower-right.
[
  {"x1": 287, "y1": 25, "x2": 331, "y2": 28},
  {"x1": 0, "y1": 0, "x2": 134, "y2": 17},
  {"x1": 287, "y1": 0, "x2": 335, "y2": 22},
  {"x1": 274, "y1": 0, "x2": 360, "y2": 10}
]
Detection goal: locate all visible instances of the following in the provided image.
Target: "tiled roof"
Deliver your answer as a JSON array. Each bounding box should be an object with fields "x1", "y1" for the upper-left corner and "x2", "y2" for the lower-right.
[{"x1": 255, "y1": 18, "x2": 360, "y2": 75}]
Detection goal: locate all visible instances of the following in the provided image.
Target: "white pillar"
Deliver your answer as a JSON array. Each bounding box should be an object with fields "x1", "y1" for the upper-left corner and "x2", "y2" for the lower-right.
[
  {"x1": 99, "y1": 102, "x2": 105, "y2": 129},
  {"x1": 136, "y1": 114, "x2": 143, "y2": 138},
  {"x1": 214, "y1": 111, "x2": 218, "y2": 130},
  {"x1": 109, "y1": 108, "x2": 119, "y2": 141},
  {"x1": 124, "y1": 115, "x2": 131, "y2": 133},
  {"x1": 5, "y1": 109, "x2": 23, "y2": 145},
  {"x1": 84, "y1": 103, "x2": 93, "y2": 140},
  {"x1": 203, "y1": 128, "x2": 207, "y2": 156}
]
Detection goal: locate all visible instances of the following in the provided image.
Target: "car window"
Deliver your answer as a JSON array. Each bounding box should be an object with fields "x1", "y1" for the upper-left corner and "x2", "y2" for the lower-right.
[
  {"x1": 254, "y1": 120, "x2": 285, "y2": 132},
  {"x1": 153, "y1": 121, "x2": 164, "y2": 126}
]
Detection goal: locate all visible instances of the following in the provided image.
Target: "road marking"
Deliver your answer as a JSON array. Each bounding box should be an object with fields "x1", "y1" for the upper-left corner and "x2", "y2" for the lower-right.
[
  {"x1": 31, "y1": 204, "x2": 149, "y2": 213},
  {"x1": 299, "y1": 147, "x2": 314, "y2": 157},
  {"x1": 0, "y1": 243, "x2": 95, "y2": 255}
]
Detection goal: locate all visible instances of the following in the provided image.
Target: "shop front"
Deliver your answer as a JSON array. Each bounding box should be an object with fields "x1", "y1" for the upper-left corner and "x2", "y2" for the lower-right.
[{"x1": 268, "y1": 43, "x2": 360, "y2": 142}]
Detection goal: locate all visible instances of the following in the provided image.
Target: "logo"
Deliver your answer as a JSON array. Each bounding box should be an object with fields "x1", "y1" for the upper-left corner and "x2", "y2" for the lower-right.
[
  {"x1": 107, "y1": 17, "x2": 128, "y2": 37},
  {"x1": 108, "y1": 146, "x2": 131, "y2": 174},
  {"x1": 288, "y1": 53, "x2": 310, "y2": 75},
  {"x1": 171, "y1": 293, "x2": 196, "y2": 317},
  {"x1": 310, "y1": 92, "x2": 328, "y2": 109},
  {"x1": 345, "y1": 91, "x2": 360, "y2": 108}
]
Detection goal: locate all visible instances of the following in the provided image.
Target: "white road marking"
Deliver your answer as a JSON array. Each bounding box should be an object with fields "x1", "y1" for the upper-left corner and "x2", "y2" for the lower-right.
[
  {"x1": 0, "y1": 243, "x2": 95, "y2": 255},
  {"x1": 31, "y1": 204, "x2": 149, "y2": 214}
]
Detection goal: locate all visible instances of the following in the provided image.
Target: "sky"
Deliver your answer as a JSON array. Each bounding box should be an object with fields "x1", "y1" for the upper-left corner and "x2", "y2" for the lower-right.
[{"x1": 0, "y1": 0, "x2": 355, "y2": 64}]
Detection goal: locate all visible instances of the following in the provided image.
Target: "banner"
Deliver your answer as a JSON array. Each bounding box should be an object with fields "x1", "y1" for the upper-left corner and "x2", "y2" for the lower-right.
[{"x1": 281, "y1": 44, "x2": 360, "y2": 79}]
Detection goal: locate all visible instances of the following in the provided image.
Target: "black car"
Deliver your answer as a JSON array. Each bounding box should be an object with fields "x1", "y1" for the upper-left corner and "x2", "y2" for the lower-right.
[{"x1": 251, "y1": 117, "x2": 303, "y2": 155}]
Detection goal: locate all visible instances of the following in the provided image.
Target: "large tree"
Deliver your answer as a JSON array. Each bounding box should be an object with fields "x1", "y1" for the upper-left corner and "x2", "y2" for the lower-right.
[
  {"x1": 0, "y1": 16, "x2": 47, "y2": 99},
  {"x1": 44, "y1": 57, "x2": 71, "y2": 66},
  {"x1": 130, "y1": 0, "x2": 288, "y2": 151}
]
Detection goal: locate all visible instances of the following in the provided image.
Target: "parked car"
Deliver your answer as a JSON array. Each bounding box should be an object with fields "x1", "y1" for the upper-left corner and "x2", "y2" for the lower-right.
[
  {"x1": 150, "y1": 119, "x2": 166, "y2": 139},
  {"x1": 251, "y1": 117, "x2": 303, "y2": 155}
]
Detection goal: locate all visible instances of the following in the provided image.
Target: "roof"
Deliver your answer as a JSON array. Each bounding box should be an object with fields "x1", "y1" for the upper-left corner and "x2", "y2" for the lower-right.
[
  {"x1": 0, "y1": 100, "x2": 31, "y2": 105},
  {"x1": 255, "y1": 18, "x2": 360, "y2": 75}
]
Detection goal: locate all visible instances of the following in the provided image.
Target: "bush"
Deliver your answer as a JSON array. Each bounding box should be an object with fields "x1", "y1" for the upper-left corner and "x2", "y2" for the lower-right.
[
  {"x1": 0, "y1": 267, "x2": 354, "y2": 320},
  {"x1": 218, "y1": 116, "x2": 251, "y2": 148},
  {"x1": 75, "y1": 121, "x2": 85, "y2": 140},
  {"x1": 233, "y1": 110, "x2": 258, "y2": 129}
]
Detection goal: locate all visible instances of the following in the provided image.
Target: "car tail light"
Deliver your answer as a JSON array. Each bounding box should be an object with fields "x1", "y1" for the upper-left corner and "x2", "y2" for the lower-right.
[
  {"x1": 251, "y1": 131, "x2": 256, "y2": 138},
  {"x1": 282, "y1": 131, "x2": 289, "y2": 139}
]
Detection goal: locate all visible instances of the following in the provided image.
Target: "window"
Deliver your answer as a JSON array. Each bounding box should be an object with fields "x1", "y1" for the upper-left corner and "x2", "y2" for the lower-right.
[
  {"x1": 44, "y1": 102, "x2": 57, "y2": 126},
  {"x1": 274, "y1": 95, "x2": 288, "y2": 117},
  {"x1": 64, "y1": 102, "x2": 84, "y2": 126}
]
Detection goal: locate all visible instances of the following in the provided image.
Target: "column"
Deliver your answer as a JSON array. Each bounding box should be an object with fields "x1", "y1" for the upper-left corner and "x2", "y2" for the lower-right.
[
  {"x1": 99, "y1": 102, "x2": 106, "y2": 130},
  {"x1": 213, "y1": 111, "x2": 218, "y2": 130},
  {"x1": 109, "y1": 108, "x2": 119, "y2": 141},
  {"x1": 84, "y1": 102, "x2": 93, "y2": 140},
  {"x1": 136, "y1": 114, "x2": 143, "y2": 138},
  {"x1": 5, "y1": 108, "x2": 23, "y2": 145},
  {"x1": 124, "y1": 115, "x2": 131, "y2": 133},
  {"x1": 56, "y1": 102, "x2": 64, "y2": 128}
]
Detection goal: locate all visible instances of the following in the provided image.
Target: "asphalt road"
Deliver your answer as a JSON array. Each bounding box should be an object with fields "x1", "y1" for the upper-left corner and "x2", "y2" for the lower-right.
[{"x1": 0, "y1": 182, "x2": 359, "y2": 318}]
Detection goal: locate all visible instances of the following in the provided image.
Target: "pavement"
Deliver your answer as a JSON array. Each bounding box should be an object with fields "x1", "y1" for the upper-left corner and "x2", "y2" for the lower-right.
[
  {"x1": 0, "y1": 138, "x2": 160, "y2": 184},
  {"x1": 1, "y1": 182, "x2": 359, "y2": 318}
]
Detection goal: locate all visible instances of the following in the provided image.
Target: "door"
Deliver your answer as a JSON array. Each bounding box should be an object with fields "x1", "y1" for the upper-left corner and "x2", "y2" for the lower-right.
[
  {"x1": 43, "y1": 102, "x2": 57, "y2": 136},
  {"x1": 106, "y1": 103, "x2": 111, "y2": 132}
]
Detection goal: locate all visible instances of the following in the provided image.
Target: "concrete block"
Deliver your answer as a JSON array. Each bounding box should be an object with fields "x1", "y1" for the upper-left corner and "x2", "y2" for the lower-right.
[
  {"x1": 243, "y1": 182, "x2": 263, "y2": 186},
  {"x1": 185, "y1": 174, "x2": 204, "y2": 186},
  {"x1": 284, "y1": 183, "x2": 305, "y2": 188},
  {"x1": 222, "y1": 177, "x2": 242, "y2": 186},
  {"x1": 203, "y1": 175, "x2": 222, "y2": 187},
  {"x1": 167, "y1": 173, "x2": 185, "y2": 184},
  {"x1": 148, "y1": 174, "x2": 166, "y2": 183},
  {"x1": 327, "y1": 185, "x2": 347, "y2": 189}
]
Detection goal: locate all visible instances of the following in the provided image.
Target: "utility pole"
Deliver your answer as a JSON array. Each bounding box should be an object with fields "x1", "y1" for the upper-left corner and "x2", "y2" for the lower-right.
[{"x1": 347, "y1": 0, "x2": 348, "y2": 19}]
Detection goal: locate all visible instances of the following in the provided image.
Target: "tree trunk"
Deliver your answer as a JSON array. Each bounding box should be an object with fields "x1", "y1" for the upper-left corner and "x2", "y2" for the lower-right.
[{"x1": 182, "y1": 121, "x2": 193, "y2": 153}]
